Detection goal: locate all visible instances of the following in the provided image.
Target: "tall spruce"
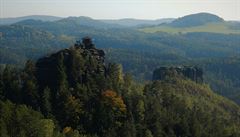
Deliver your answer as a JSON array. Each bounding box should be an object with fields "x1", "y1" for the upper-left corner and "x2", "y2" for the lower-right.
[{"x1": 21, "y1": 60, "x2": 39, "y2": 109}]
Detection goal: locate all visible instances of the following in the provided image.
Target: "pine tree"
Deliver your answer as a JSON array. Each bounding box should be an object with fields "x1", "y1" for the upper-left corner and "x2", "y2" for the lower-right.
[
  {"x1": 41, "y1": 87, "x2": 52, "y2": 117},
  {"x1": 56, "y1": 53, "x2": 68, "y2": 92},
  {"x1": 21, "y1": 60, "x2": 39, "y2": 109},
  {"x1": 2, "y1": 66, "x2": 21, "y2": 103},
  {"x1": 107, "y1": 63, "x2": 124, "y2": 92}
]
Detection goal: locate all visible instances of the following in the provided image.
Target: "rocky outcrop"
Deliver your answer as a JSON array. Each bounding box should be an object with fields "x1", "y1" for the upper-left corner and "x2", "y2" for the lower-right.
[
  {"x1": 75, "y1": 36, "x2": 105, "y2": 63},
  {"x1": 153, "y1": 66, "x2": 203, "y2": 83},
  {"x1": 36, "y1": 37, "x2": 106, "y2": 90}
]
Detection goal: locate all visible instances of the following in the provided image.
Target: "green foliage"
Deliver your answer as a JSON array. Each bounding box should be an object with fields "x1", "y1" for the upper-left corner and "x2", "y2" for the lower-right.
[
  {"x1": 0, "y1": 100, "x2": 55, "y2": 137},
  {"x1": 0, "y1": 39, "x2": 240, "y2": 137},
  {"x1": 0, "y1": 25, "x2": 73, "y2": 65},
  {"x1": 141, "y1": 22, "x2": 240, "y2": 34},
  {"x1": 63, "y1": 95, "x2": 83, "y2": 128},
  {"x1": 2, "y1": 65, "x2": 21, "y2": 102},
  {"x1": 106, "y1": 63, "x2": 124, "y2": 92},
  {"x1": 21, "y1": 60, "x2": 39, "y2": 109},
  {"x1": 143, "y1": 79, "x2": 240, "y2": 137},
  {"x1": 56, "y1": 53, "x2": 68, "y2": 90},
  {"x1": 41, "y1": 87, "x2": 52, "y2": 117},
  {"x1": 203, "y1": 57, "x2": 240, "y2": 104},
  {"x1": 1, "y1": 19, "x2": 240, "y2": 106}
]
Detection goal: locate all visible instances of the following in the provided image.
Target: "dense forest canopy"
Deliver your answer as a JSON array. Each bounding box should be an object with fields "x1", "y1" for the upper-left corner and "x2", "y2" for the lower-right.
[
  {"x1": 0, "y1": 39, "x2": 240, "y2": 137},
  {"x1": 0, "y1": 13, "x2": 240, "y2": 136},
  {"x1": 0, "y1": 13, "x2": 240, "y2": 105}
]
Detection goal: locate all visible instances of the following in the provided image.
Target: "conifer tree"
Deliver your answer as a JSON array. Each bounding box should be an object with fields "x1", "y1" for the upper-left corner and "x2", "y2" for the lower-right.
[
  {"x1": 41, "y1": 87, "x2": 52, "y2": 117},
  {"x1": 2, "y1": 66, "x2": 21, "y2": 103},
  {"x1": 22, "y1": 60, "x2": 39, "y2": 109}
]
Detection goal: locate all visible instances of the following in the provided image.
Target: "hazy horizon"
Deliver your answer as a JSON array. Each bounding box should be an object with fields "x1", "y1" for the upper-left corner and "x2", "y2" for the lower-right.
[{"x1": 0, "y1": 0, "x2": 239, "y2": 20}]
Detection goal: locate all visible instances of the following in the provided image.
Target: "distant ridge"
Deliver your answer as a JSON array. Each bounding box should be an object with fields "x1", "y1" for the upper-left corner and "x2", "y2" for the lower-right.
[
  {"x1": 101, "y1": 18, "x2": 174, "y2": 27},
  {"x1": 0, "y1": 15, "x2": 174, "y2": 27},
  {"x1": 14, "y1": 19, "x2": 46, "y2": 26},
  {"x1": 0, "y1": 15, "x2": 62, "y2": 25},
  {"x1": 0, "y1": 13, "x2": 227, "y2": 27},
  {"x1": 169, "y1": 13, "x2": 224, "y2": 27},
  {"x1": 56, "y1": 16, "x2": 123, "y2": 28}
]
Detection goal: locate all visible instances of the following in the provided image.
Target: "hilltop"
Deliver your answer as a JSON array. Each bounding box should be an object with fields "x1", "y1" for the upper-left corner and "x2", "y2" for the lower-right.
[
  {"x1": 140, "y1": 13, "x2": 240, "y2": 34},
  {"x1": 169, "y1": 13, "x2": 224, "y2": 27},
  {"x1": 0, "y1": 15, "x2": 62, "y2": 25},
  {"x1": 101, "y1": 18, "x2": 174, "y2": 27}
]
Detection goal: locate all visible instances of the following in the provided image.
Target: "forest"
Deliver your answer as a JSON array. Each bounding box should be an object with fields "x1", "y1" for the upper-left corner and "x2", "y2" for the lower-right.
[
  {"x1": 1, "y1": 14, "x2": 239, "y2": 104},
  {"x1": 0, "y1": 39, "x2": 240, "y2": 137},
  {"x1": 0, "y1": 13, "x2": 240, "y2": 137}
]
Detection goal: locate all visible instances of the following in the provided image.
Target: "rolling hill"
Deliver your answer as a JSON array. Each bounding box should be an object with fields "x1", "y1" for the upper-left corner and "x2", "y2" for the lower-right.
[
  {"x1": 0, "y1": 15, "x2": 62, "y2": 25},
  {"x1": 0, "y1": 13, "x2": 240, "y2": 106},
  {"x1": 101, "y1": 18, "x2": 174, "y2": 27},
  {"x1": 169, "y1": 13, "x2": 224, "y2": 27},
  {"x1": 140, "y1": 13, "x2": 240, "y2": 34},
  {"x1": 140, "y1": 22, "x2": 240, "y2": 34}
]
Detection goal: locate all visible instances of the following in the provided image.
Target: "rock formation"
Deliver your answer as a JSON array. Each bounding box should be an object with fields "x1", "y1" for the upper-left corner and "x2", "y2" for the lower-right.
[
  {"x1": 36, "y1": 37, "x2": 106, "y2": 91},
  {"x1": 153, "y1": 66, "x2": 203, "y2": 83}
]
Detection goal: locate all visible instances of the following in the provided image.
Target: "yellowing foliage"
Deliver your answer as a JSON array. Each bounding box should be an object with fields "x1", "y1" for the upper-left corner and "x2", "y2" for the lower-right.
[
  {"x1": 63, "y1": 126, "x2": 72, "y2": 134},
  {"x1": 102, "y1": 90, "x2": 126, "y2": 112}
]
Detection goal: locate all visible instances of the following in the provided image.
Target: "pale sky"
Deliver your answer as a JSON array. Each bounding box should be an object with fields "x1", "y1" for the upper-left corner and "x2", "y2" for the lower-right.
[{"x1": 0, "y1": 0, "x2": 239, "y2": 20}]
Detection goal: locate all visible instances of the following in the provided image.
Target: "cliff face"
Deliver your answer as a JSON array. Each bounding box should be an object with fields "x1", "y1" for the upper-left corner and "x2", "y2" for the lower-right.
[
  {"x1": 153, "y1": 66, "x2": 203, "y2": 83},
  {"x1": 36, "y1": 37, "x2": 106, "y2": 91}
]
